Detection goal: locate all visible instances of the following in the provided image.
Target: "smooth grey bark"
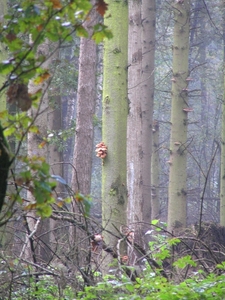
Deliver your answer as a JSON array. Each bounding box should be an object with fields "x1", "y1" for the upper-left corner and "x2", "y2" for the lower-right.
[{"x1": 167, "y1": 0, "x2": 190, "y2": 232}]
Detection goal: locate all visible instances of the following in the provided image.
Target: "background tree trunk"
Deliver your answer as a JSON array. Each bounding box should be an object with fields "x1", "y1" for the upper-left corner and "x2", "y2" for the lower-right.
[
  {"x1": 127, "y1": 0, "x2": 142, "y2": 228},
  {"x1": 71, "y1": 10, "x2": 98, "y2": 196},
  {"x1": 70, "y1": 2, "x2": 98, "y2": 270},
  {"x1": 220, "y1": 2, "x2": 225, "y2": 226},
  {"x1": 127, "y1": 0, "x2": 156, "y2": 228},
  {"x1": 167, "y1": 0, "x2": 190, "y2": 231},
  {"x1": 141, "y1": 0, "x2": 155, "y2": 223},
  {"x1": 151, "y1": 120, "x2": 160, "y2": 220},
  {"x1": 0, "y1": 0, "x2": 7, "y2": 106},
  {"x1": 27, "y1": 40, "x2": 52, "y2": 262}
]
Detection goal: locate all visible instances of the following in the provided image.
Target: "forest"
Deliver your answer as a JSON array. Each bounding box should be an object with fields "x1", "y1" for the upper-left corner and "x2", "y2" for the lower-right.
[{"x1": 0, "y1": 0, "x2": 225, "y2": 299}]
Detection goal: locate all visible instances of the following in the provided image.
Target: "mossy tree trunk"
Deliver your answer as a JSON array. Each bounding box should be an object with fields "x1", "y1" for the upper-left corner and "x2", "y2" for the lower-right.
[
  {"x1": 102, "y1": 0, "x2": 128, "y2": 264},
  {"x1": 167, "y1": 0, "x2": 190, "y2": 232}
]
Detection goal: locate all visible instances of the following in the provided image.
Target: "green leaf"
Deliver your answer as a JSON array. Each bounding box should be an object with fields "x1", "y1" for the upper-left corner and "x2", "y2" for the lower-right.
[
  {"x1": 83, "y1": 197, "x2": 92, "y2": 217},
  {"x1": 0, "y1": 62, "x2": 14, "y2": 75},
  {"x1": 37, "y1": 204, "x2": 52, "y2": 218},
  {"x1": 76, "y1": 25, "x2": 89, "y2": 38},
  {"x1": 126, "y1": 284, "x2": 134, "y2": 292},
  {"x1": 4, "y1": 126, "x2": 16, "y2": 137},
  {"x1": 173, "y1": 255, "x2": 197, "y2": 269},
  {"x1": 167, "y1": 238, "x2": 181, "y2": 246},
  {"x1": 151, "y1": 219, "x2": 159, "y2": 225}
]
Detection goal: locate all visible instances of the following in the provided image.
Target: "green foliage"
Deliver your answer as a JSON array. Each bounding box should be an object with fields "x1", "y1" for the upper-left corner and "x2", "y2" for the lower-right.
[
  {"x1": 64, "y1": 233, "x2": 225, "y2": 299},
  {"x1": 3, "y1": 232, "x2": 225, "y2": 299},
  {"x1": 0, "y1": 0, "x2": 110, "y2": 89},
  {"x1": 75, "y1": 192, "x2": 92, "y2": 216},
  {"x1": 173, "y1": 255, "x2": 197, "y2": 269},
  {"x1": 0, "y1": 0, "x2": 112, "y2": 217},
  {"x1": 17, "y1": 155, "x2": 56, "y2": 217},
  {"x1": 9, "y1": 270, "x2": 225, "y2": 300},
  {"x1": 11, "y1": 275, "x2": 75, "y2": 300},
  {"x1": 77, "y1": 271, "x2": 225, "y2": 300},
  {"x1": 47, "y1": 119, "x2": 76, "y2": 152}
]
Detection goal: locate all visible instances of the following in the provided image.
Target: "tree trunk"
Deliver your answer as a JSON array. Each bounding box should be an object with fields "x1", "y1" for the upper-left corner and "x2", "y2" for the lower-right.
[
  {"x1": 127, "y1": 0, "x2": 155, "y2": 227},
  {"x1": 127, "y1": 0, "x2": 142, "y2": 227},
  {"x1": 71, "y1": 11, "x2": 98, "y2": 196},
  {"x1": 27, "y1": 40, "x2": 51, "y2": 262},
  {"x1": 70, "y1": 2, "x2": 98, "y2": 271},
  {"x1": 0, "y1": 0, "x2": 7, "y2": 107},
  {"x1": 102, "y1": 0, "x2": 128, "y2": 264},
  {"x1": 141, "y1": 0, "x2": 155, "y2": 223},
  {"x1": 151, "y1": 120, "x2": 160, "y2": 220},
  {"x1": 167, "y1": 0, "x2": 190, "y2": 232},
  {"x1": 220, "y1": 4, "x2": 225, "y2": 226}
]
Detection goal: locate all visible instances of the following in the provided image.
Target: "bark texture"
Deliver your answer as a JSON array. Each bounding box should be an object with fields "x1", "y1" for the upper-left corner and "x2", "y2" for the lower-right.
[
  {"x1": 71, "y1": 6, "x2": 98, "y2": 195},
  {"x1": 127, "y1": 0, "x2": 142, "y2": 226},
  {"x1": 0, "y1": 0, "x2": 7, "y2": 107},
  {"x1": 167, "y1": 0, "x2": 190, "y2": 231},
  {"x1": 141, "y1": 0, "x2": 155, "y2": 223},
  {"x1": 127, "y1": 0, "x2": 155, "y2": 226},
  {"x1": 102, "y1": 0, "x2": 128, "y2": 255},
  {"x1": 220, "y1": 4, "x2": 225, "y2": 226}
]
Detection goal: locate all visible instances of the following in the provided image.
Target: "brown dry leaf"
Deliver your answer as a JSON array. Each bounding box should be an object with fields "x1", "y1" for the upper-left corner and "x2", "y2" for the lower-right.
[
  {"x1": 6, "y1": 32, "x2": 17, "y2": 42},
  {"x1": 34, "y1": 72, "x2": 51, "y2": 84},
  {"x1": 57, "y1": 201, "x2": 64, "y2": 207},
  {"x1": 36, "y1": 24, "x2": 43, "y2": 32},
  {"x1": 24, "y1": 203, "x2": 36, "y2": 211},
  {"x1": 96, "y1": 0, "x2": 108, "y2": 16},
  {"x1": 49, "y1": 0, "x2": 62, "y2": 9},
  {"x1": 15, "y1": 178, "x2": 24, "y2": 186},
  {"x1": 7, "y1": 83, "x2": 32, "y2": 111},
  {"x1": 38, "y1": 141, "x2": 47, "y2": 149}
]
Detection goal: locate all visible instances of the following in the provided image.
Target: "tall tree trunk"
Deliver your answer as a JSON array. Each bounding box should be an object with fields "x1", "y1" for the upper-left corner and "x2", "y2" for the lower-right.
[
  {"x1": 102, "y1": 0, "x2": 128, "y2": 264},
  {"x1": 127, "y1": 0, "x2": 142, "y2": 227},
  {"x1": 47, "y1": 58, "x2": 63, "y2": 259},
  {"x1": 167, "y1": 0, "x2": 190, "y2": 232},
  {"x1": 141, "y1": 0, "x2": 155, "y2": 223},
  {"x1": 71, "y1": 11, "x2": 98, "y2": 196},
  {"x1": 0, "y1": 0, "x2": 7, "y2": 107},
  {"x1": 220, "y1": 3, "x2": 225, "y2": 226},
  {"x1": 127, "y1": 0, "x2": 155, "y2": 227},
  {"x1": 70, "y1": 2, "x2": 98, "y2": 270}
]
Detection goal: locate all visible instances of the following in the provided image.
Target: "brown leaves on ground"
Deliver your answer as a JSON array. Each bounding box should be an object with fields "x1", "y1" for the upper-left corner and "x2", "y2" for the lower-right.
[
  {"x1": 7, "y1": 83, "x2": 32, "y2": 111},
  {"x1": 96, "y1": 0, "x2": 108, "y2": 16}
]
